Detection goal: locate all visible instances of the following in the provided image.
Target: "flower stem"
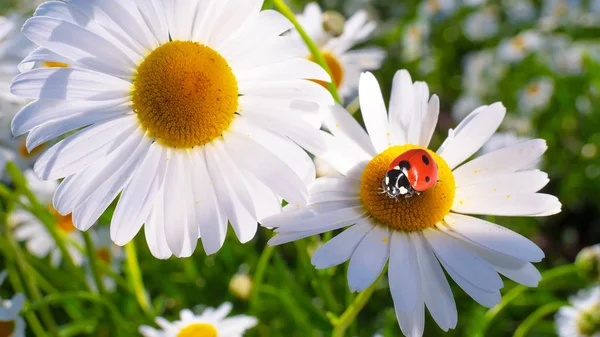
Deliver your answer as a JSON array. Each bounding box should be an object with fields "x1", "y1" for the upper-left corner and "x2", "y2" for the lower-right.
[
  {"x1": 83, "y1": 231, "x2": 106, "y2": 294},
  {"x1": 331, "y1": 274, "x2": 381, "y2": 337},
  {"x1": 272, "y1": 0, "x2": 342, "y2": 104},
  {"x1": 124, "y1": 240, "x2": 150, "y2": 315},
  {"x1": 479, "y1": 264, "x2": 578, "y2": 336},
  {"x1": 250, "y1": 243, "x2": 275, "y2": 313},
  {"x1": 512, "y1": 301, "x2": 567, "y2": 337}
]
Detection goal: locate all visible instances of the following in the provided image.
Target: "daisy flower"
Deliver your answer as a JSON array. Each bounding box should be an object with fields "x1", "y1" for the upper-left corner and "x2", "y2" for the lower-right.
[
  {"x1": 556, "y1": 286, "x2": 600, "y2": 337},
  {"x1": 8, "y1": 170, "x2": 84, "y2": 266},
  {"x1": 139, "y1": 302, "x2": 257, "y2": 337},
  {"x1": 295, "y1": 2, "x2": 386, "y2": 100},
  {"x1": 463, "y1": 6, "x2": 499, "y2": 42},
  {"x1": 401, "y1": 20, "x2": 430, "y2": 62},
  {"x1": 85, "y1": 227, "x2": 124, "y2": 292},
  {"x1": 518, "y1": 77, "x2": 554, "y2": 114},
  {"x1": 264, "y1": 70, "x2": 561, "y2": 336},
  {"x1": 0, "y1": 271, "x2": 26, "y2": 337},
  {"x1": 10, "y1": 0, "x2": 334, "y2": 258},
  {"x1": 497, "y1": 30, "x2": 543, "y2": 63}
]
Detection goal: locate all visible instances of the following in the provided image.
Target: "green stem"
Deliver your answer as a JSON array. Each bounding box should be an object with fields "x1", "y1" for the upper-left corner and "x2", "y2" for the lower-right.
[
  {"x1": 250, "y1": 244, "x2": 275, "y2": 313},
  {"x1": 480, "y1": 264, "x2": 578, "y2": 336},
  {"x1": 272, "y1": 0, "x2": 342, "y2": 104},
  {"x1": 331, "y1": 274, "x2": 381, "y2": 337},
  {"x1": 124, "y1": 240, "x2": 150, "y2": 314},
  {"x1": 512, "y1": 301, "x2": 567, "y2": 337},
  {"x1": 83, "y1": 231, "x2": 106, "y2": 294},
  {"x1": 22, "y1": 292, "x2": 130, "y2": 330},
  {"x1": 3, "y1": 223, "x2": 59, "y2": 336},
  {"x1": 345, "y1": 96, "x2": 360, "y2": 115}
]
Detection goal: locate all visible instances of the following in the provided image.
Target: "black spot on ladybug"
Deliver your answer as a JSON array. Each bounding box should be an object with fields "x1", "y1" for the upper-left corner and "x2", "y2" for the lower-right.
[
  {"x1": 399, "y1": 160, "x2": 411, "y2": 170},
  {"x1": 422, "y1": 155, "x2": 430, "y2": 165},
  {"x1": 425, "y1": 176, "x2": 430, "y2": 183}
]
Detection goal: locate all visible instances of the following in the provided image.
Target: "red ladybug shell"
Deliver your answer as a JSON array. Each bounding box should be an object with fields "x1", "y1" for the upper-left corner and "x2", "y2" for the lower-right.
[{"x1": 388, "y1": 149, "x2": 438, "y2": 192}]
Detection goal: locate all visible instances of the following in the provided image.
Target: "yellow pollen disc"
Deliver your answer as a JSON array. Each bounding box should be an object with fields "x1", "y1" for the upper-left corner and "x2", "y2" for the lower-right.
[
  {"x1": 43, "y1": 61, "x2": 69, "y2": 68},
  {"x1": 308, "y1": 52, "x2": 344, "y2": 89},
  {"x1": 0, "y1": 320, "x2": 15, "y2": 337},
  {"x1": 97, "y1": 248, "x2": 111, "y2": 263},
  {"x1": 18, "y1": 140, "x2": 44, "y2": 158},
  {"x1": 177, "y1": 323, "x2": 218, "y2": 337},
  {"x1": 49, "y1": 206, "x2": 76, "y2": 233},
  {"x1": 360, "y1": 145, "x2": 455, "y2": 232},
  {"x1": 132, "y1": 41, "x2": 238, "y2": 148}
]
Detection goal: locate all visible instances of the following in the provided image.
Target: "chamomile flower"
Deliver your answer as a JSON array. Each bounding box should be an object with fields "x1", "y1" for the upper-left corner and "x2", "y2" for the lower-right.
[
  {"x1": 498, "y1": 31, "x2": 543, "y2": 63},
  {"x1": 463, "y1": 6, "x2": 499, "y2": 42},
  {"x1": 11, "y1": 0, "x2": 334, "y2": 258},
  {"x1": 0, "y1": 271, "x2": 26, "y2": 337},
  {"x1": 139, "y1": 302, "x2": 257, "y2": 337},
  {"x1": 518, "y1": 77, "x2": 554, "y2": 114},
  {"x1": 264, "y1": 70, "x2": 561, "y2": 336},
  {"x1": 85, "y1": 227, "x2": 123, "y2": 292},
  {"x1": 295, "y1": 2, "x2": 386, "y2": 100},
  {"x1": 556, "y1": 286, "x2": 600, "y2": 337},
  {"x1": 402, "y1": 20, "x2": 430, "y2": 62},
  {"x1": 8, "y1": 170, "x2": 84, "y2": 266}
]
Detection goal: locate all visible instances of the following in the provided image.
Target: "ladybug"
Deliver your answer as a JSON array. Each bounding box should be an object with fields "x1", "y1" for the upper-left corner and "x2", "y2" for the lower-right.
[{"x1": 381, "y1": 149, "x2": 439, "y2": 199}]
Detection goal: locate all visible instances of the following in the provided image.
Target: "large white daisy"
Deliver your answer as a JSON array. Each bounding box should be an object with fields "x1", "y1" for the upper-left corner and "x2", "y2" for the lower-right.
[
  {"x1": 8, "y1": 170, "x2": 84, "y2": 266},
  {"x1": 10, "y1": 0, "x2": 334, "y2": 258},
  {"x1": 139, "y1": 302, "x2": 257, "y2": 337},
  {"x1": 264, "y1": 70, "x2": 561, "y2": 336},
  {"x1": 0, "y1": 271, "x2": 26, "y2": 337},
  {"x1": 295, "y1": 2, "x2": 386, "y2": 100},
  {"x1": 556, "y1": 286, "x2": 600, "y2": 337}
]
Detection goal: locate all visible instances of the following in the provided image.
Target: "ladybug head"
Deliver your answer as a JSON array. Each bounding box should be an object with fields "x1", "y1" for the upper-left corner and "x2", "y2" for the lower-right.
[{"x1": 382, "y1": 169, "x2": 413, "y2": 198}]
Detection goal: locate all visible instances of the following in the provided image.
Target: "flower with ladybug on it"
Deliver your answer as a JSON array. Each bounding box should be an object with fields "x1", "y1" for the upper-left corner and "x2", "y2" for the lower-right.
[{"x1": 263, "y1": 69, "x2": 561, "y2": 337}]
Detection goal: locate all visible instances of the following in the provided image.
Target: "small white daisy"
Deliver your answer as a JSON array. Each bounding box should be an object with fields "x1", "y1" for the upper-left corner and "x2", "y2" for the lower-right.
[
  {"x1": 504, "y1": 0, "x2": 537, "y2": 25},
  {"x1": 295, "y1": 2, "x2": 386, "y2": 100},
  {"x1": 556, "y1": 286, "x2": 600, "y2": 337},
  {"x1": 11, "y1": 0, "x2": 334, "y2": 258},
  {"x1": 8, "y1": 170, "x2": 84, "y2": 266},
  {"x1": 461, "y1": 50, "x2": 507, "y2": 97},
  {"x1": 401, "y1": 20, "x2": 430, "y2": 62},
  {"x1": 463, "y1": 6, "x2": 499, "y2": 41},
  {"x1": 498, "y1": 30, "x2": 543, "y2": 63},
  {"x1": 0, "y1": 271, "x2": 26, "y2": 337},
  {"x1": 85, "y1": 226, "x2": 124, "y2": 292},
  {"x1": 418, "y1": 0, "x2": 457, "y2": 18},
  {"x1": 518, "y1": 77, "x2": 554, "y2": 114},
  {"x1": 264, "y1": 69, "x2": 561, "y2": 336},
  {"x1": 139, "y1": 302, "x2": 257, "y2": 337}
]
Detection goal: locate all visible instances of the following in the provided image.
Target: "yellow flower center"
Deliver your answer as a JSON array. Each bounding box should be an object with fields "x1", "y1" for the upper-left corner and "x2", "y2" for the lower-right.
[
  {"x1": 18, "y1": 140, "x2": 44, "y2": 158},
  {"x1": 577, "y1": 304, "x2": 600, "y2": 336},
  {"x1": 525, "y1": 83, "x2": 540, "y2": 96},
  {"x1": 43, "y1": 61, "x2": 69, "y2": 68},
  {"x1": 49, "y1": 206, "x2": 76, "y2": 233},
  {"x1": 308, "y1": 52, "x2": 343, "y2": 89},
  {"x1": 0, "y1": 320, "x2": 15, "y2": 337},
  {"x1": 96, "y1": 248, "x2": 111, "y2": 264},
  {"x1": 511, "y1": 36, "x2": 526, "y2": 50},
  {"x1": 360, "y1": 145, "x2": 455, "y2": 231},
  {"x1": 177, "y1": 323, "x2": 218, "y2": 337},
  {"x1": 132, "y1": 41, "x2": 238, "y2": 148}
]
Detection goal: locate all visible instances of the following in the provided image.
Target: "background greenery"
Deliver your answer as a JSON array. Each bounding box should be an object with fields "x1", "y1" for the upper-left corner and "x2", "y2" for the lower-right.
[{"x1": 1, "y1": 0, "x2": 599, "y2": 336}]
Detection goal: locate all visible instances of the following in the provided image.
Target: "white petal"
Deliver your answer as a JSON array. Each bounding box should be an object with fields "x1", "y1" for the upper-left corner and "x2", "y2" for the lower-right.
[
  {"x1": 320, "y1": 132, "x2": 372, "y2": 176},
  {"x1": 452, "y1": 193, "x2": 561, "y2": 217},
  {"x1": 267, "y1": 214, "x2": 368, "y2": 246},
  {"x1": 406, "y1": 82, "x2": 430, "y2": 146},
  {"x1": 311, "y1": 220, "x2": 373, "y2": 269},
  {"x1": 388, "y1": 70, "x2": 414, "y2": 145},
  {"x1": 162, "y1": 0, "x2": 198, "y2": 41},
  {"x1": 162, "y1": 151, "x2": 198, "y2": 258},
  {"x1": 243, "y1": 173, "x2": 282, "y2": 222},
  {"x1": 441, "y1": 261, "x2": 502, "y2": 308},
  {"x1": 209, "y1": 0, "x2": 263, "y2": 49},
  {"x1": 12, "y1": 98, "x2": 129, "y2": 137},
  {"x1": 437, "y1": 102, "x2": 506, "y2": 169},
  {"x1": 455, "y1": 170, "x2": 549, "y2": 196},
  {"x1": 237, "y1": 58, "x2": 330, "y2": 84},
  {"x1": 411, "y1": 232, "x2": 457, "y2": 331},
  {"x1": 144, "y1": 188, "x2": 172, "y2": 259},
  {"x1": 419, "y1": 95, "x2": 439, "y2": 147},
  {"x1": 359, "y1": 72, "x2": 391, "y2": 152},
  {"x1": 266, "y1": 201, "x2": 365, "y2": 232},
  {"x1": 111, "y1": 144, "x2": 167, "y2": 246},
  {"x1": 347, "y1": 225, "x2": 390, "y2": 292},
  {"x1": 22, "y1": 16, "x2": 136, "y2": 76},
  {"x1": 11, "y1": 68, "x2": 131, "y2": 101},
  {"x1": 453, "y1": 139, "x2": 547, "y2": 187},
  {"x1": 18, "y1": 46, "x2": 72, "y2": 73},
  {"x1": 224, "y1": 131, "x2": 306, "y2": 205},
  {"x1": 34, "y1": 115, "x2": 137, "y2": 180},
  {"x1": 71, "y1": 133, "x2": 150, "y2": 231},
  {"x1": 423, "y1": 228, "x2": 503, "y2": 291},
  {"x1": 389, "y1": 231, "x2": 420, "y2": 311},
  {"x1": 205, "y1": 141, "x2": 257, "y2": 243},
  {"x1": 189, "y1": 148, "x2": 228, "y2": 255},
  {"x1": 133, "y1": 0, "x2": 169, "y2": 44},
  {"x1": 242, "y1": 80, "x2": 334, "y2": 106},
  {"x1": 321, "y1": 104, "x2": 377, "y2": 156},
  {"x1": 395, "y1": 303, "x2": 425, "y2": 337},
  {"x1": 442, "y1": 213, "x2": 545, "y2": 262}
]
